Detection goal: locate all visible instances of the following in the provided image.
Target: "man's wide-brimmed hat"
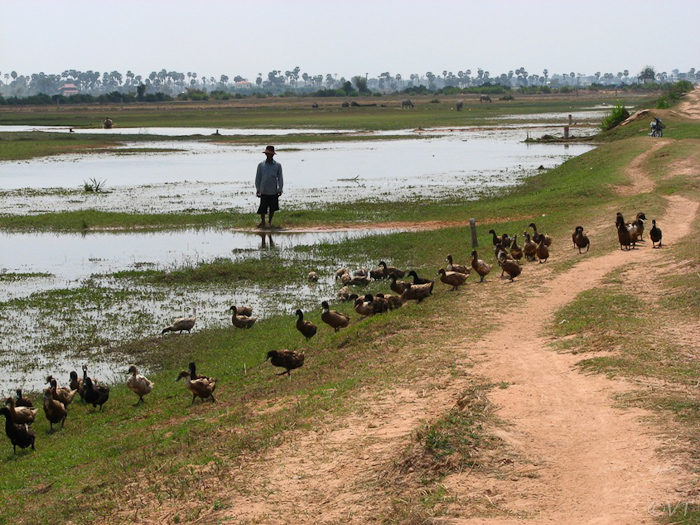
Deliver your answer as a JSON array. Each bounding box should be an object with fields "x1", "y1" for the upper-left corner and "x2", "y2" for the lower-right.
[{"x1": 263, "y1": 145, "x2": 276, "y2": 155}]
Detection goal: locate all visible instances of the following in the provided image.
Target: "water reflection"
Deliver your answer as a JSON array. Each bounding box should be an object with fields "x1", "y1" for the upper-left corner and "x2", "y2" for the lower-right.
[
  {"x1": 258, "y1": 232, "x2": 276, "y2": 250},
  {"x1": 0, "y1": 125, "x2": 355, "y2": 136}
]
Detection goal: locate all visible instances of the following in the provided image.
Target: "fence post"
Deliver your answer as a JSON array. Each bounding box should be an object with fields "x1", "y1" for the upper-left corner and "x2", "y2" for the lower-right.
[{"x1": 470, "y1": 218, "x2": 478, "y2": 248}]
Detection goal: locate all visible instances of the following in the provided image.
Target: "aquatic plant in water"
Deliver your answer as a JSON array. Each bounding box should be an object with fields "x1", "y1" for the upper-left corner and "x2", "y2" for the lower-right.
[{"x1": 83, "y1": 178, "x2": 107, "y2": 193}]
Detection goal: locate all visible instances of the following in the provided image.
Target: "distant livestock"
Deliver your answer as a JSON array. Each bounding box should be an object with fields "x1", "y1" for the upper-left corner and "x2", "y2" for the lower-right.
[
  {"x1": 456, "y1": 99, "x2": 463, "y2": 111},
  {"x1": 401, "y1": 99, "x2": 414, "y2": 108},
  {"x1": 342, "y1": 101, "x2": 350, "y2": 108},
  {"x1": 479, "y1": 95, "x2": 492, "y2": 103}
]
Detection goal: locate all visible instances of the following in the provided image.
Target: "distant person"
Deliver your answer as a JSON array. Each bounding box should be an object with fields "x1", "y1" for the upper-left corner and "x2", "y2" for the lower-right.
[
  {"x1": 255, "y1": 145, "x2": 283, "y2": 228},
  {"x1": 103, "y1": 117, "x2": 113, "y2": 129}
]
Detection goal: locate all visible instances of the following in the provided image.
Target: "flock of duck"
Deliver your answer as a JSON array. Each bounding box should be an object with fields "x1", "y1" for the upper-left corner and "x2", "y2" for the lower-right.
[
  {"x1": 3, "y1": 215, "x2": 663, "y2": 455},
  {"x1": 2, "y1": 365, "x2": 118, "y2": 454}
]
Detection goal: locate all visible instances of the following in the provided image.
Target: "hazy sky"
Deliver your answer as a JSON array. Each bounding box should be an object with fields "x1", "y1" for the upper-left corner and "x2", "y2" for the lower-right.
[{"x1": 1, "y1": 0, "x2": 698, "y2": 81}]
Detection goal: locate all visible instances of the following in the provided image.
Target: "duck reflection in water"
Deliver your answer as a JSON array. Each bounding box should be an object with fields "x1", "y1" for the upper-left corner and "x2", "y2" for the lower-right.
[{"x1": 258, "y1": 232, "x2": 276, "y2": 250}]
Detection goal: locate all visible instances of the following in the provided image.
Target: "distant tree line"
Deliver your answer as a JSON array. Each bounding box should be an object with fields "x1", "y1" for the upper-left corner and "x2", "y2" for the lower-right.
[
  {"x1": 0, "y1": 91, "x2": 174, "y2": 106},
  {"x1": 0, "y1": 65, "x2": 697, "y2": 103}
]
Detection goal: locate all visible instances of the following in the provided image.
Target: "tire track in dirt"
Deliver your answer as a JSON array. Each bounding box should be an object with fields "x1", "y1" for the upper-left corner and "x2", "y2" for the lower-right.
[{"x1": 615, "y1": 139, "x2": 669, "y2": 196}]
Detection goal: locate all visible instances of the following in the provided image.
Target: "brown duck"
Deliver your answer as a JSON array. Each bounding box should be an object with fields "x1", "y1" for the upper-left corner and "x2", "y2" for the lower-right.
[
  {"x1": 573, "y1": 226, "x2": 590, "y2": 253},
  {"x1": 321, "y1": 300, "x2": 350, "y2": 331},
  {"x1": 445, "y1": 254, "x2": 470, "y2": 275},
  {"x1": 400, "y1": 282, "x2": 434, "y2": 303},
  {"x1": 497, "y1": 251, "x2": 522, "y2": 281},
  {"x1": 522, "y1": 232, "x2": 537, "y2": 261},
  {"x1": 14, "y1": 389, "x2": 33, "y2": 408},
  {"x1": 390, "y1": 274, "x2": 409, "y2": 295},
  {"x1": 229, "y1": 305, "x2": 257, "y2": 329},
  {"x1": 295, "y1": 309, "x2": 317, "y2": 341},
  {"x1": 438, "y1": 268, "x2": 469, "y2": 290},
  {"x1": 42, "y1": 388, "x2": 67, "y2": 431},
  {"x1": 354, "y1": 295, "x2": 375, "y2": 316},
  {"x1": 47, "y1": 376, "x2": 77, "y2": 407},
  {"x1": 5, "y1": 397, "x2": 38, "y2": 426},
  {"x1": 176, "y1": 370, "x2": 217, "y2": 404},
  {"x1": 266, "y1": 349, "x2": 305, "y2": 376},
  {"x1": 161, "y1": 308, "x2": 196, "y2": 334},
  {"x1": 375, "y1": 292, "x2": 403, "y2": 310},
  {"x1": 528, "y1": 222, "x2": 552, "y2": 247},
  {"x1": 650, "y1": 219, "x2": 662, "y2": 248},
  {"x1": 378, "y1": 260, "x2": 405, "y2": 279},
  {"x1": 509, "y1": 235, "x2": 523, "y2": 260},
  {"x1": 1, "y1": 406, "x2": 35, "y2": 453},
  {"x1": 616, "y1": 212, "x2": 635, "y2": 250},
  {"x1": 536, "y1": 236, "x2": 550, "y2": 263},
  {"x1": 470, "y1": 250, "x2": 491, "y2": 282}
]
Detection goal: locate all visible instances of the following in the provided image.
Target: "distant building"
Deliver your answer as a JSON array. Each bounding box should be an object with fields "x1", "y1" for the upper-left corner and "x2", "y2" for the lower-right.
[
  {"x1": 59, "y1": 83, "x2": 79, "y2": 95},
  {"x1": 234, "y1": 81, "x2": 252, "y2": 89}
]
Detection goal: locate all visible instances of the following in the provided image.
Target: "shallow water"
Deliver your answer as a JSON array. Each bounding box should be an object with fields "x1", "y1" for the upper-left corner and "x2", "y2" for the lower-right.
[
  {"x1": 0, "y1": 228, "x2": 396, "y2": 295},
  {"x1": 0, "y1": 228, "x2": 397, "y2": 391},
  {"x1": 0, "y1": 127, "x2": 595, "y2": 214},
  {"x1": 0, "y1": 125, "x2": 355, "y2": 136}
]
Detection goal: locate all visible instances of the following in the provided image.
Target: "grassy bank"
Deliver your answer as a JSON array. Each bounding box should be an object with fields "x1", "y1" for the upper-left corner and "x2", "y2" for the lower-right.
[{"x1": 1, "y1": 93, "x2": 699, "y2": 523}]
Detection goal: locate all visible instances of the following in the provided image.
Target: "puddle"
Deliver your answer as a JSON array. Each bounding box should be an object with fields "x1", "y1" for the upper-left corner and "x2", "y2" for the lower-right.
[{"x1": 493, "y1": 105, "x2": 632, "y2": 122}]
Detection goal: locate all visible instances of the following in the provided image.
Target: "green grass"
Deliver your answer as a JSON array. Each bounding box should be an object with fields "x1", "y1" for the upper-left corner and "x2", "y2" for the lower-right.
[
  {"x1": 0, "y1": 94, "x2": 650, "y2": 131},
  {"x1": 0, "y1": 93, "x2": 699, "y2": 523}
]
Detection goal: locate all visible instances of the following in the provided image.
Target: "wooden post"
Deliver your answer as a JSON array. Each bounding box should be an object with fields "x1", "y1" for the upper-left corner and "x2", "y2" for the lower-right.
[
  {"x1": 470, "y1": 218, "x2": 478, "y2": 248},
  {"x1": 568, "y1": 114, "x2": 572, "y2": 125}
]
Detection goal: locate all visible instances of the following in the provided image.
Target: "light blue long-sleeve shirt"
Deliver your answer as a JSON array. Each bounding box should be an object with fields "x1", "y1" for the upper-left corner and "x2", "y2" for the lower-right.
[{"x1": 255, "y1": 160, "x2": 283, "y2": 195}]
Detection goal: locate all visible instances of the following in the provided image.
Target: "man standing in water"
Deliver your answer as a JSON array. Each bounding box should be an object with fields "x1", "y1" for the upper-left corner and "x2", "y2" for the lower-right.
[{"x1": 255, "y1": 145, "x2": 283, "y2": 228}]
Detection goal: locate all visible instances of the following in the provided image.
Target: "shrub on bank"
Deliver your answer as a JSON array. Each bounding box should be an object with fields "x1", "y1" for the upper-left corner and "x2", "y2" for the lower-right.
[{"x1": 600, "y1": 102, "x2": 630, "y2": 131}]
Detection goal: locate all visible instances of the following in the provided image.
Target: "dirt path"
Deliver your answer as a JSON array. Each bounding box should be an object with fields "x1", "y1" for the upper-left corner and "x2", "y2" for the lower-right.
[
  {"x1": 616, "y1": 138, "x2": 669, "y2": 195},
  {"x1": 189, "y1": 90, "x2": 700, "y2": 524},
  {"x1": 677, "y1": 85, "x2": 700, "y2": 119},
  {"x1": 449, "y1": 193, "x2": 698, "y2": 523}
]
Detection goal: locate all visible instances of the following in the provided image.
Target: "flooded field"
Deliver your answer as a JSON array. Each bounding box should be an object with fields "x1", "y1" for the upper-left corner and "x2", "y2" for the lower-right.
[
  {"x1": 0, "y1": 227, "x2": 398, "y2": 391},
  {"x1": 0, "y1": 123, "x2": 597, "y2": 391},
  {"x1": 0, "y1": 126, "x2": 595, "y2": 215}
]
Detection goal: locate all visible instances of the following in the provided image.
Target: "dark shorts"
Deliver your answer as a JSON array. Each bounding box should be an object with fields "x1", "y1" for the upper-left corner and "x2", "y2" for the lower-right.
[{"x1": 257, "y1": 194, "x2": 279, "y2": 214}]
